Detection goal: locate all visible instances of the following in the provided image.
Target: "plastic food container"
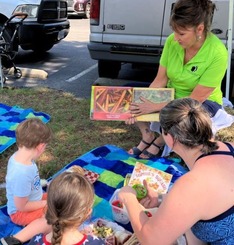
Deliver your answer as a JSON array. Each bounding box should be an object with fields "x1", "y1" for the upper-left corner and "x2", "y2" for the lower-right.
[
  {"x1": 110, "y1": 189, "x2": 159, "y2": 223},
  {"x1": 124, "y1": 173, "x2": 131, "y2": 186},
  {"x1": 109, "y1": 189, "x2": 130, "y2": 224}
]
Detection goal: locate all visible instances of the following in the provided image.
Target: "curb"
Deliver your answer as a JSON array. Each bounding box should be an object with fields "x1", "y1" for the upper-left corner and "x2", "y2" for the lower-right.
[{"x1": 8, "y1": 67, "x2": 48, "y2": 80}]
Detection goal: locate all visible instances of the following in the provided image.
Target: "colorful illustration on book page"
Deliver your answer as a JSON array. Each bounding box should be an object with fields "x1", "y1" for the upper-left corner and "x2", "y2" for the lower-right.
[
  {"x1": 133, "y1": 88, "x2": 174, "y2": 104},
  {"x1": 133, "y1": 88, "x2": 174, "y2": 122},
  {"x1": 128, "y1": 162, "x2": 173, "y2": 194},
  {"x1": 91, "y1": 86, "x2": 133, "y2": 120}
]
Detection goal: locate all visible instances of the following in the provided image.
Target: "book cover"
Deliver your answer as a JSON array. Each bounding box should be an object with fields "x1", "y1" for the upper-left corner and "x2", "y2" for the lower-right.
[
  {"x1": 128, "y1": 162, "x2": 173, "y2": 194},
  {"x1": 90, "y1": 86, "x2": 174, "y2": 121}
]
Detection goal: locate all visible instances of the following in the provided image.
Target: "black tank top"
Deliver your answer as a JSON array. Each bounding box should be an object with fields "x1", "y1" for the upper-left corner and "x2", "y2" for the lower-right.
[
  {"x1": 195, "y1": 142, "x2": 234, "y2": 162},
  {"x1": 195, "y1": 142, "x2": 234, "y2": 222}
]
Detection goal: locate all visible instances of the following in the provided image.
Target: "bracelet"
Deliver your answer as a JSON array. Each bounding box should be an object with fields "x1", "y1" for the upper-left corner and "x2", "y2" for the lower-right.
[{"x1": 157, "y1": 193, "x2": 163, "y2": 207}]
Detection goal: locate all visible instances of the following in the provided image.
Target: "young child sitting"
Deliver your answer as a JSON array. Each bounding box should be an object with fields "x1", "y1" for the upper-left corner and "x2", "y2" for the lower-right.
[
  {"x1": 28, "y1": 171, "x2": 105, "y2": 245},
  {"x1": 0, "y1": 118, "x2": 53, "y2": 245}
]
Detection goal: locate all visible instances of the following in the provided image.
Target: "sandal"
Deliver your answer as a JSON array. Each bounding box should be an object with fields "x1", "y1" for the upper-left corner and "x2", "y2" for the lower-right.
[
  {"x1": 128, "y1": 137, "x2": 156, "y2": 156},
  {"x1": 140, "y1": 142, "x2": 164, "y2": 159}
]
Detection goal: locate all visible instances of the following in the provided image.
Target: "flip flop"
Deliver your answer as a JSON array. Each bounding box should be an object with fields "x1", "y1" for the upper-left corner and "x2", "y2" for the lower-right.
[
  {"x1": 140, "y1": 142, "x2": 164, "y2": 159},
  {"x1": 129, "y1": 137, "x2": 156, "y2": 156}
]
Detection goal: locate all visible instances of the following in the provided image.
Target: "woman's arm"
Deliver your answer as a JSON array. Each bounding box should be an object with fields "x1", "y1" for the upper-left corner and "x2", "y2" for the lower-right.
[
  {"x1": 119, "y1": 171, "x2": 209, "y2": 245},
  {"x1": 128, "y1": 65, "x2": 169, "y2": 116},
  {"x1": 189, "y1": 84, "x2": 215, "y2": 103},
  {"x1": 190, "y1": 49, "x2": 227, "y2": 103},
  {"x1": 150, "y1": 65, "x2": 168, "y2": 88}
]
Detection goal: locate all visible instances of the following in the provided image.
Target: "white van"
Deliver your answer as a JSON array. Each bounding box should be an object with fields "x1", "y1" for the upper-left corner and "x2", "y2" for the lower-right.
[{"x1": 88, "y1": 0, "x2": 233, "y2": 80}]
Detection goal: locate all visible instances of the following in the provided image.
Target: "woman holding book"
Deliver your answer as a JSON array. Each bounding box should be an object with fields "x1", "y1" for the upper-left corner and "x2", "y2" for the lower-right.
[
  {"x1": 119, "y1": 97, "x2": 234, "y2": 245},
  {"x1": 127, "y1": 0, "x2": 233, "y2": 159}
]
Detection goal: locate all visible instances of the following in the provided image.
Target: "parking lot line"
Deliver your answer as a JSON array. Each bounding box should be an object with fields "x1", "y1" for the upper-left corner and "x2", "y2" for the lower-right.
[{"x1": 66, "y1": 63, "x2": 98, "y2": 82}]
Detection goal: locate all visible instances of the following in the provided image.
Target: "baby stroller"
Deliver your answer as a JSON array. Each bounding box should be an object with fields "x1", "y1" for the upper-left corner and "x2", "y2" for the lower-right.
[{"x1": 0, "y1": 12, "x2": 28, "y2": 88}]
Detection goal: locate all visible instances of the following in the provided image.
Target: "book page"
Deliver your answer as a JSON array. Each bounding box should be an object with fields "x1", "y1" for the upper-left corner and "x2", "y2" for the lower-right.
[
  {"x1": 90, "y1": 86, "x2": 174, "y2": 121},
  {"x1": 133, "y1": 88, "x2": 174, "y2": 122},
  {"x1": 128, "y1": 162, "x2": 173, "y2": 194},
  {"x1": 90, "y1": 86, "x2": 132, "y2": 120},
  {"x1": 133, "y1": 88, "x2": 174, "y2": 103}
]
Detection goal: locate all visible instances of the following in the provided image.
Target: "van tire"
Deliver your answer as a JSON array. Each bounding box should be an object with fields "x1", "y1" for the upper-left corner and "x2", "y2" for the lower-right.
[{"x1": 98, "y1": 60, "x2": 121, "y2": 78}]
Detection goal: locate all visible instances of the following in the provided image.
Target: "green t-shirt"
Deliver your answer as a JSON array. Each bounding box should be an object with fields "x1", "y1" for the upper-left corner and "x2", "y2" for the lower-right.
[{"x1": 160, "y1": 33, "x2": 228, "y2": 105}]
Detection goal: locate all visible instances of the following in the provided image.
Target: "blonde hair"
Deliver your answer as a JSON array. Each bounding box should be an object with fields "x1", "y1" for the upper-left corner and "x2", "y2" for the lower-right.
[
  {"x1": 170, "y1": 0, "x2": 215, "y2": 36},
  {"x1": 16, "y1": 118, "x2": 52, "y2": 148},
  {"x1": 160, "y1": 98, "x2": 218, "y2": 154},
  {"x1": 46, "y1": 172, "x2": 94, "y2": 245}
]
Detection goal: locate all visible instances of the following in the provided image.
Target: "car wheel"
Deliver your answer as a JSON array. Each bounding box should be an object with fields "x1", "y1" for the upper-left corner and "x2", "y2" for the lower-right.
[
  {"x1": 98, "y1": 60, "x2": 121, "y2": 78},
  {"x1": 32, "y1": 43, "x2": 54, "y2": 53},
  {"x1": 85, "y1": 2, "x2": 91, "y2": 19}
]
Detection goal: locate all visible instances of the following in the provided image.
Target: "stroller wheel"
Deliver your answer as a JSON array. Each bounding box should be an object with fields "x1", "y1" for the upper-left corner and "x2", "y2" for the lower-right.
[{"x1": 14, "y1": 68, "x2": 22, "y2": 79}]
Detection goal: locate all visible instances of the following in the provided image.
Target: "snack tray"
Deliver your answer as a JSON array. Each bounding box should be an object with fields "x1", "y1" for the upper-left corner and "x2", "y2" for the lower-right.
[
  {"x1": 81, "y1": 218, "x2": 128, "y2": 234},
  {"x1": 80, "y1": 218, "x2": 132, "y2": 245}
]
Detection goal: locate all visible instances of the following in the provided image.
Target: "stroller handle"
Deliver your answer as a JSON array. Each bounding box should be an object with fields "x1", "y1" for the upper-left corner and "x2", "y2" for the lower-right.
[
  {"x1": 1, "y1": 12, "x2": 28, "y2": 37},
  {"x1": 9, "y1": 12, "x2": 28, "y2": 22}
]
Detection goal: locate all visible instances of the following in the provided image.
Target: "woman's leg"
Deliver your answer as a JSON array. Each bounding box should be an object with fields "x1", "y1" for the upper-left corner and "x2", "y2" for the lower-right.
[
  {"x1": 128, "y1": 121, "x2": 156, "y2": 155},
  {"x1": 139, "y1": 134, "x2": 165, "y2": 159}
]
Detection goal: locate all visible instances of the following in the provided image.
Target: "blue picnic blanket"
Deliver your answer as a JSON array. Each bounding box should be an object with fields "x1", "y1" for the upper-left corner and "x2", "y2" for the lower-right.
[
  {"x1": 0, "y1": 103, "x2": 50, "y2": 154},
  {"x1": 0, "y1": 144, "x2": 187, "y2": 238}
]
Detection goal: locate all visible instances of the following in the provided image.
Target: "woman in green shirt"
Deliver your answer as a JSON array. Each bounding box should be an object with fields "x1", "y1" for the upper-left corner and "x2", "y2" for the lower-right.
[{"x1": 128, "y1": 0, "x2": 232, "y2": 158}]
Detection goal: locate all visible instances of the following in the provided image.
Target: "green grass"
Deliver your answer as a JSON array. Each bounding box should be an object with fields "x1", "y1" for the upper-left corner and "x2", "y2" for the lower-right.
[
  {"x1": 0, "y1": 87, "x2": 233, "y2": 206},
  {"x1": 0, "y1": 87, "x2": 142, "y2": 206}
]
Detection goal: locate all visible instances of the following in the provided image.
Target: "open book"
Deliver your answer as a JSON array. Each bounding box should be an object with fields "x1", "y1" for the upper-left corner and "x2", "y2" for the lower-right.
[
  {"x1": 128, "y1": 162, "x2": 173, "y2": 194},
  {"x1": 90, "y1": 86, "x2": 174, "y2": 121}
]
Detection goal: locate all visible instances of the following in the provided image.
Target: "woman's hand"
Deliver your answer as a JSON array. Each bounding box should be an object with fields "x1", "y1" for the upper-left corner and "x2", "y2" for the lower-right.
[
  {"x1": 139, "y1": 180, "x2": 159, "y2": 208},
  {"x1": 118, "y1": 186, "x2": 137, "y2": 204},
  {"x1": 125, "y1": 116, "x2": 137, "y2": 125},
  {"x1": 130, "y1": 97, "x2": 159, "y2": 116}
]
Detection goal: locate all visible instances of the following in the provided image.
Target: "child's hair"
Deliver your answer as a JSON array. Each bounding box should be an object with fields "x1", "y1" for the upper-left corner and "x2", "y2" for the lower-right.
[
  {"x1": 16, "y1": 118, "x2": 52, "y2": 148},
  {"x1": 160, "y1": 98, "x2": 218, "y2": 154},
  {"x1": 46, "y1": 171, "x2": 95, "y2": 245},
  {"x1": 170, "y1": 0, "x2": 215, "y2": 36}
]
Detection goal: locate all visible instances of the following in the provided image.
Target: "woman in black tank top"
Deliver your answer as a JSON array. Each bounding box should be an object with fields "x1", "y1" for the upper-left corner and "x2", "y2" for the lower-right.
[{"x1": 118, "y1": 97, "x2": 234, "y2": 245}]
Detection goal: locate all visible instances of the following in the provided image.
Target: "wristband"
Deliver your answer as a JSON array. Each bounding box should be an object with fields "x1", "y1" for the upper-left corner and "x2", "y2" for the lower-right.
[{"x1": 157, "y1": 193, "x2": 163, "y2": 207}]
